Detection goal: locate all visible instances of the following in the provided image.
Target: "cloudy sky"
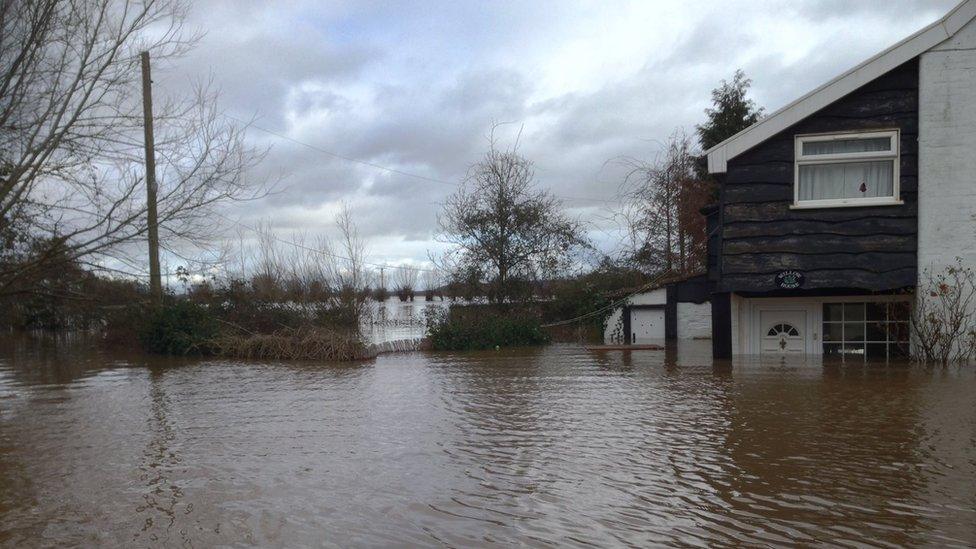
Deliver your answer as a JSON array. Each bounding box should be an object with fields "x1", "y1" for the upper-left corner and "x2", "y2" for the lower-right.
[{"x1": 154, "y1": 0, "x2": 955, "y2": 273}]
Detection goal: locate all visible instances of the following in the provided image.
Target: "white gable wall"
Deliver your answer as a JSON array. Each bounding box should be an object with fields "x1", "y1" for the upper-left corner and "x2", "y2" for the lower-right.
[{"x1": 919, "y1": 17, "x2": 976, "y2": 274}]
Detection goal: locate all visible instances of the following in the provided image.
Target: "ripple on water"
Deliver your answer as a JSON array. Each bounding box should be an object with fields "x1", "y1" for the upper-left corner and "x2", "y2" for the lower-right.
[{"x1": 1, "y1": 340, "x2": 975, "y2": 547}]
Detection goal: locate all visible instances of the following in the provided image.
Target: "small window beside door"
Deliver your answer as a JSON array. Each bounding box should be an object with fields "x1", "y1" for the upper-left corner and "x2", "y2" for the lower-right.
[
  {"x1": 822, "y1": 302, "x2": 910, "y2": 360},
  {"x1": 794, "y1": 130, "x2": 901, "y2": 209}
]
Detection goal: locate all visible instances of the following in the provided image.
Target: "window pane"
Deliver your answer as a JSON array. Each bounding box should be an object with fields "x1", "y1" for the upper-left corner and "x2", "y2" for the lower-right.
[
  {"x1": 841, "y1": 343, "x2": 865, "y2": 358},
  {"x1": 844, "y1": 303, "x2": 865, "y2": 322},
  {"x1": 844, "y1": 322, "x2": 865, "y2": 342},
  {"x1": 866, "y1": 302, "x2": 887, "y2": 321},
  {"x1": 866, "y1": 343, "x2": 888, "y2": 360},
  {"x1": 824, "y1": 303, "x2": 844, "y2": 322},
  {"x1": 890, "y1": 342, "x2": 911, "y2": 359},
  {"x1": 823, "y1": 343, "x2": 842, "y2": 357},
  {"x1": 802, "y1": 137, "x2": 891, "y2": 156},
  {"x1": 798, "y1": 160, "x2": 894, "y2": 201},
  {"x1": 886, "y1": 302, "x2": 911, "y2": 323},
  {"x1": 823, "y1": 322, "x2": 844, "y2": 342},
  {"x1": 888, "y1": 322, "x2": 911, "y2": 342},
  {"x1": 865, "y1": 321, "x2": 886, "y2": 342}
]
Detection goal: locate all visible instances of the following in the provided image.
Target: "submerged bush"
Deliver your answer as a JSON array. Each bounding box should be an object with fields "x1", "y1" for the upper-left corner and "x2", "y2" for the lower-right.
[
  {"x1": 425, "y1": 307, "x2": 550, "y2": 351},
  {"x1": 138, "y1": 301, "x2": 220, "y2": 356},
  {"x1": 211, "y1": 327, "x2": 366, "y2": 361}
]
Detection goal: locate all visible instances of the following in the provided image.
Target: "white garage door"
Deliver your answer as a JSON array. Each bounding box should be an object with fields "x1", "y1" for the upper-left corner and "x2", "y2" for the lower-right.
[{"x1": 631, "y1": 308, "x2": 665, "y2": 343}]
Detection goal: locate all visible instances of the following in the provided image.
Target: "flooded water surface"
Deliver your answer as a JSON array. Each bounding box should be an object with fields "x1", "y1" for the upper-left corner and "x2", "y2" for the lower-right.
[{"x1": 1, "y1": 339, "x2": 975, "y2": 547}]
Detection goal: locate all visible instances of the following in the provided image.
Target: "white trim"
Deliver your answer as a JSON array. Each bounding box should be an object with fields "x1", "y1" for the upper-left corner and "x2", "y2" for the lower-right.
[
  {"x1": 795, "y1": 130, "x2": 898, "y2": 161},
  {"x1": 706, "y1": 0, "x2": 976, "y2": 174},
  {"x1": 789, "y1": 198, "x2": 904, "y2": 210},
  {"x1": 792, "y1": 130, "x2": 901, "y2": 208}
]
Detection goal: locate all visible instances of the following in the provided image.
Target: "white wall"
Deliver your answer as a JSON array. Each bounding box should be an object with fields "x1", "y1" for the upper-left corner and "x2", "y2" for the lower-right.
[
  {"x1": 629, "y1": 288, "x2": 667, "y2": 306},
  {"x1": 918, "y1": 17, "x2": 976, "y2": 357},
  {"x1": 919, "y1": 17, "x2": 976, "y2": 274},
  {"x1": 676, "y1": 302, "x2": 711, "y2": 339},
  {"x1": 731, "y1": 294, "x2": 743, "y2": 356}
]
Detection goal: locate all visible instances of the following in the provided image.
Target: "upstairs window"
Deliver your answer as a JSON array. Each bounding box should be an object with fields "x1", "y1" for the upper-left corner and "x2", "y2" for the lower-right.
[{"x1": 794, "y1": 130, "x2": 901, "y2": 208}]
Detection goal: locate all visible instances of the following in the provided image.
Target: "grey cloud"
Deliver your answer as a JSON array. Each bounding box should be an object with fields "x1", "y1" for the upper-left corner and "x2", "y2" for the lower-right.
[{"x1": 164, "y1": 0, "x2": 955, "y2": 265}]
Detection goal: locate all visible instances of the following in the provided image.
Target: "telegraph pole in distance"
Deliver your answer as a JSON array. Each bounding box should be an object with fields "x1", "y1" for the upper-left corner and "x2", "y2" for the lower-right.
[{"x1": 141, "y1": 51, "x2": 162, "y2": 303}]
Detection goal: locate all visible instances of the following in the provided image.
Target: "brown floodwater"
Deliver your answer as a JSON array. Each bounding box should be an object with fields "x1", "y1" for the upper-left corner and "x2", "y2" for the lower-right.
[{"x1": 1, "y1": 337, "x2": 975, "y2": 547}]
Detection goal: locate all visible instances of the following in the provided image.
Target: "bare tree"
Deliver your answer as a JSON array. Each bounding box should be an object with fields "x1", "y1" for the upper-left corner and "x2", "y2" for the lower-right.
[
  {"x1": 251, "y1": 221, "x2": 283, "y2": 300},
  {"x1": 911, "y1": 259, "x2": 976, "y2": 365},
  {"x1": 437, "y1": 129, "x2": 587, "y2": 303},
  {"x1": 0, "y1": 0, "x2": 265, "y2": 298},
  {"x1": 331, "y1": 203, "x2": 370, "y2": 294},
  {"x1": 422, "y1": 269, "x2": 441, "y2": 301},
  {"x1": 619, "y1": 131, "x2": 710, "y2": 275},
  {"x1": 394, "y1": 266, "x2": 418, "y2": 302}
]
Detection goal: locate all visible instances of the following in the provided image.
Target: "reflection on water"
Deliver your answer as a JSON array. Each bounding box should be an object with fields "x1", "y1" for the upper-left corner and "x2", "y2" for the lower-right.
[{"x1": 1, "y1": 336, "x2": 975, "y2": 546}]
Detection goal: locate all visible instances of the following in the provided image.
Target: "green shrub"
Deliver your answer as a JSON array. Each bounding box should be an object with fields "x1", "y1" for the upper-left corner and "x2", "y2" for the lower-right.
[
  {"x1": 138, "y1": 301, "x2": 220, "y2": 355},
  {"x1": 425, "y1": 307, "x2": 550, "y2": 351}
]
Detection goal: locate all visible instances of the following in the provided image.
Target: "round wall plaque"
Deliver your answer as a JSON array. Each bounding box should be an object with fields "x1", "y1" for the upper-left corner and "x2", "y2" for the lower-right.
[{"x1": 776, "y1": 270, "x2": 804, "y2": 289}]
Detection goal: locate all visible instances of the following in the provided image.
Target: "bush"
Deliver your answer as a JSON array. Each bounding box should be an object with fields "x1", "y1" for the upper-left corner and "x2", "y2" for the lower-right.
[
  {"x1": 138, "y1": 301, "x2": 220, "y2": 355},
  {"x1": 211, "y1": 327, "x2": 366, "y2": 361},
  {"x1": 425, "y1": 307, "x2": 550, "y2": 350}
]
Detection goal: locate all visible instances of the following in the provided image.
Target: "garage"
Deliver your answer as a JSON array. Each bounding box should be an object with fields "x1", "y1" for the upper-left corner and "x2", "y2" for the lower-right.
[{"x1": 630, "y1": 306, "x2": 665, "y2": 344}]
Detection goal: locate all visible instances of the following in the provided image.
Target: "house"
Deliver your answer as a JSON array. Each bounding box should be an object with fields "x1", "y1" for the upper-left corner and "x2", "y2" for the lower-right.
[
  {"x1": 603, "y1": 274, "x2": 711, "y2": 345},
  {"x1": 704, "y1": 0, "x2": 976, "y2": 358}
]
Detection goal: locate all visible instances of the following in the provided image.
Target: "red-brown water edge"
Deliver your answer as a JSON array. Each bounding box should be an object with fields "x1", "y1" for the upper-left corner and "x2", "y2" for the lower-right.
[{"x1": 1, "y1": 335, "x2": 974, "y2": 547}]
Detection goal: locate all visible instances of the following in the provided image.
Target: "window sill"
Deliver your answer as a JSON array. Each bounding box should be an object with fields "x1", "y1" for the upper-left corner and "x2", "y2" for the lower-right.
[{"x1": 789, "y1": 199, "x2": 904, "y2": 210}]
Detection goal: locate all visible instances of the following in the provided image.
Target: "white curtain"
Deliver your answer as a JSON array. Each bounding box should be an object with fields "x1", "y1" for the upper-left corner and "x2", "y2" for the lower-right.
[{"x1": 798, "y1": 160, "x2": 893, "y2": 201}]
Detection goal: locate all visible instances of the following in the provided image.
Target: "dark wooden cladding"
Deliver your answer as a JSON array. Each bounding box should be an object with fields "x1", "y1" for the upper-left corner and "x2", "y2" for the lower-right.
[
  {"x1": 724, "y1": 234, "x2": 916, "y2": 255},
  {"x1": 721, "y1": 268, "x2": 916, "y2": 294},
  {"x1": 723, "y1": 251, "x2": 916, "y2": 274},
  {"x1": 717, "y1": 58, "x2": 919, "y2": 293}
]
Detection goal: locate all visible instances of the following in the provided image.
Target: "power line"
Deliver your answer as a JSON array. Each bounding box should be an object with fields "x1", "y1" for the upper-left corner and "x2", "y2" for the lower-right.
[{"x1": 541, "y1": 273, "x2": 669, "y2": 328}]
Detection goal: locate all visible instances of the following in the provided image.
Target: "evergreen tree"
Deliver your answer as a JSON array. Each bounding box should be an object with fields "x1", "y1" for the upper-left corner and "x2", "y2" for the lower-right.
[{"x1": 696, "y1": 69, "x2": 764, "y2": 151}]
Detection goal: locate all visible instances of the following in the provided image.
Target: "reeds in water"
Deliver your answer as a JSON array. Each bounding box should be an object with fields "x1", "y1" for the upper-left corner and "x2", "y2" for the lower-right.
[{"x1": 211, "y1": 327, "x2": 367, "y2": 361}]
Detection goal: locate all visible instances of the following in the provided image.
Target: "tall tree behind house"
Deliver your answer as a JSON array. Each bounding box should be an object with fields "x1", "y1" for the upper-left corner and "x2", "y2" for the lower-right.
[
  {"x1": 623, "y1": 132, "x2": 709, "y2": 275},
  {"x1": 621, "y1": 71, "x2": 763, "y2": 276},
  {"x1": 696, "y1": 69, "x2": 765, "y2": 152}
]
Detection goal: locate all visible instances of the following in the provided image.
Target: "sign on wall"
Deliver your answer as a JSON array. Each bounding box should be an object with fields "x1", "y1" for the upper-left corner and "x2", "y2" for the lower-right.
[{"x1": 776, "y1": 270, "x2": 804, "y2": 290}]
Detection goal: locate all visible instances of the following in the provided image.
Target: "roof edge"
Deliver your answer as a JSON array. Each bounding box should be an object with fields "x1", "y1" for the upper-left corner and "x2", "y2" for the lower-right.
[{"x1": 706, "y1": 0, "x2": 975, "y2": 174}]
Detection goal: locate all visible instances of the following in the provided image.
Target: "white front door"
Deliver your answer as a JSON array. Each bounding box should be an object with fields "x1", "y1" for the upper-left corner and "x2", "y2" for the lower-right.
[
  {"x1": 631, "y1": 308, "x2": 665, "y2": 343},
  {"x1": 759, "y1": 309, "x2": 806, "y2": 355}
]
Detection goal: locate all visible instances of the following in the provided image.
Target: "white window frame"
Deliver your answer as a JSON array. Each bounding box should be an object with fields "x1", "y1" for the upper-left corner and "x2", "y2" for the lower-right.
[{"x1": 792, "y1": 130, "x2": 902, "y2": 209}]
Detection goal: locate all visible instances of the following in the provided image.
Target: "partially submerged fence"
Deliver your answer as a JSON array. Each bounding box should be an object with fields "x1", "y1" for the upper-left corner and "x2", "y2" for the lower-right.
[{"x1": 361, "y1": 337, "x2": 426, "y2": 358}]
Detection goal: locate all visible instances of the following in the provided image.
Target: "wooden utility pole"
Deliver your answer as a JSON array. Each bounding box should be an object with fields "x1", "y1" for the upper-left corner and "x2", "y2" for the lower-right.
[{"x1": 141, "y1": 51, "x2": 162, "y2": 303}]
